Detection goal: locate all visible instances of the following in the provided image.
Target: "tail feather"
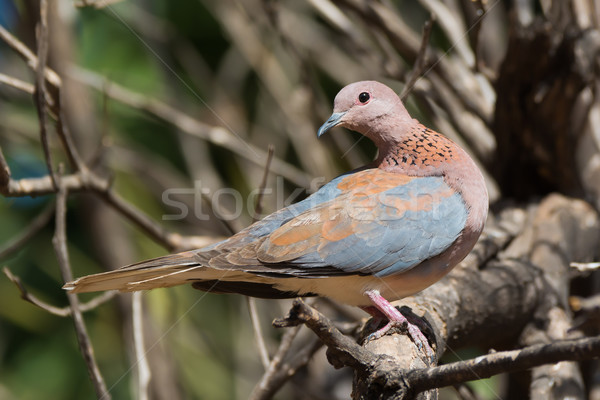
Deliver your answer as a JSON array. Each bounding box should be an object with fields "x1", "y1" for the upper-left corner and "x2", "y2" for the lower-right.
[{"x1": 63, "y1": 252, "x2": 212, "y2": 293}]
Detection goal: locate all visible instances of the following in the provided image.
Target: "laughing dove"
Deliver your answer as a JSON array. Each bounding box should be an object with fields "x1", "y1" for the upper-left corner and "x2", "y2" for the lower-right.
[{"x1": 64, "y1": 81, "x2": 488, "y2": 359}]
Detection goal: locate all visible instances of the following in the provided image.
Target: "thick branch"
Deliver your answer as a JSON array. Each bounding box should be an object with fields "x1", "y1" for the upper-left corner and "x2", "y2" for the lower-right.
[
  {"x1": 274, "y1": 299, "x2": 376, "y2": 371},
  {"x1": 274, "y1": 195, "x2": 600, "y2": 398},
  {"x1": 406, "y1": 336, "x2": 600, "y2": 392},
  {"x1": 276, "y1": 295, "x2": 600, "y2": 398}
]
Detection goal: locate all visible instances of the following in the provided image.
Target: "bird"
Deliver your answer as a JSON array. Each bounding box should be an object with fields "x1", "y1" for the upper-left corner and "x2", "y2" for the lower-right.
[{"x1": 64, "y1": 81, "x2": 488, "y2": 360}]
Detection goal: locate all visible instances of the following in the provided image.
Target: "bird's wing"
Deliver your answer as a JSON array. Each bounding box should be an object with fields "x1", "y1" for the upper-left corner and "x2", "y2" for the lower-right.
[
  {"x1": 213, "y1": 168, "x2": 468, "y2": 277},
  {"x1": 64, "y1": 168, "x2": 468, "y2": 293},
  {"x1": 62, "y1": 170, "x2": 355, "y2": 293}
]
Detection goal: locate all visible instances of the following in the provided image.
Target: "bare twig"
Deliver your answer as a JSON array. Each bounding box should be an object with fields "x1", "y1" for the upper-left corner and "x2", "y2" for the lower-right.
[
  {"x1": 34, "y1": 0, "x2": 57, "y2": 190},
  {"x1": 0, "y1": 23, "x2": 305, "y2": 250},
  {"x1": 74, "y1": 0, "x2": 126, "y2": 8},
  {"x1": 0, "y1": 203, "x2": 54, "y2": 259},
  {"x1": 407, "y1": 336, "x2": 600, "y2": 393},
  {"x1": 247, "y1": 144, "x2": 276, "y2": 370},
  {"x1": 54, "y1": 92, "x2": 87, "y2": 172},
  {"x1": 1, "y1": 171, "x2": 102, "y2": 197},
  {"x1": 0, "y1": 73, "x2": 35, "y2": 94},
  {"x1": 69, "y1": 67, "x2": 312, "y2": 188},
  {"x1": 0, "y1": 157, "x2": 219, "y2": 252},
  {"x1": 253, "y1": 145, "x2": 275, "y2": 222},
  {"x1": 571, "y1": 262, "x2": 600, "y2": 273},
  {"x1": 250, "y1": 330, "x2": 324, "y2": 400},
  {"x1": 273, "y1": 299, "x2": 372, "y2": 370},
  {"x1": 249, "y1": 325, "x2": 302, "y2": 400},
  {"x1": 0, "y1": 24, "x2": 61, "y2": 88},
  {"x1": 1, "y1": 27, "x2": 83, "y2": 175},
  {"x1": 53, "y1": 183, "x2": 111, "y2": 399},
  {"x1": 247, "y1": 297, "x2": 271, "y2": 369},
  {"x1": 0, "y1": 146, "x2": 11, "y2": 194},
  {"x1": 99, "y1": 189, "x2": 180, "y2": 252},
  {"x1": 470, "y1": 0, "x2": 488, "y2": 74},
  {"x1": 3, "y1": 267, "x2": 116, "y2": 317},
  {"x1": 401, "y1": 16, "x2": 435, "y2": 100},
  {"x1": 132, "y1": 291, "x2": 150, "y2": 400}
]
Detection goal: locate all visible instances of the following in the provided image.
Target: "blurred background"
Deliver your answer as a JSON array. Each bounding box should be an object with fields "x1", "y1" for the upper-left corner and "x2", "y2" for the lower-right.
[{"x1": 1, "y1": 0, "x2": 599, "y2": 399}]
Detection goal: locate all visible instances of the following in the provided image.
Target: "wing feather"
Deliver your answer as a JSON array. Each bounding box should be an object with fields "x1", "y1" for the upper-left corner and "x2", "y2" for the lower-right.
[{"x1": 253, "y1": 171, "x2": 468, "y2": 277}]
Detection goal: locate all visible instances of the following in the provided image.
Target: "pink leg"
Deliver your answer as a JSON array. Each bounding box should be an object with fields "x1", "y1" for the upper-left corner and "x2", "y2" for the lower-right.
[
  {"x1": 364, "y1": 290, "x2": 435, "y2": 363},
  {"x1": 359, "y1": 305, "x2": 387, "y2": 331}
]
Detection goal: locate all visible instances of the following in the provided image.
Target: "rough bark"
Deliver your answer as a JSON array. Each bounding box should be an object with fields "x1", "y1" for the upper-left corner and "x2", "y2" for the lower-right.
[{"x1": 297, "y1": 194, "x2": 600, "y2": 399}]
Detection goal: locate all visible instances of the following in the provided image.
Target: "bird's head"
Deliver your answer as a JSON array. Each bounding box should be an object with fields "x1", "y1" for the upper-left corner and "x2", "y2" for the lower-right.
[{"x1": 317, "y1": 81, "x2": 414, "y2": 145}]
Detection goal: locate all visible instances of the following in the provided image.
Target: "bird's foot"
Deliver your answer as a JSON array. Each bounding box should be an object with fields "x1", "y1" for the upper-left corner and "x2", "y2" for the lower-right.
[
  {"x1": 366, "y1": 318, "x2": 435, "y2": 364},
  {"x1": 364, "y1": 290, "x2": 435, "y2": 365}
]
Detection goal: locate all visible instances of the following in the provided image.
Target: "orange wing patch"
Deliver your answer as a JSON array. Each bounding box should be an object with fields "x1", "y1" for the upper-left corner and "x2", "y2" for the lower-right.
[
  {"x1": 258, "y1": 169, "x2": 417, "y2": 263},
  {"x1": 336, "y1": 169, "x2": 414, "y2": 192}
]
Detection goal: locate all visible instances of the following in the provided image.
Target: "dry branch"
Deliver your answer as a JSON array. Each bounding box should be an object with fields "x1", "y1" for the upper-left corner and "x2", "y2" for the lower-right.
[
  {"x1": 249, "y1": 325, "x2": 325, "y2": 400},
  {"x1": 400, "y1": 16, "x2": 435, "y2": 100},
  {"x1": 406, "y1": 336, "x2": 600, "y2": 392},
  {"x1": 34, "y1": 0, "x2": 57, "y2": 190},
  {"x1": 276, "y1": 291, "x2": 600, "y2": 399},
  {"x1": 53, "y1": 184, "x2": 111, "y2": 399},
  {"x1": 68, "y1": 67, "x2": 312, "y2": 189},
  {"x1": 3, "y1": 267, "x2": 116, "y2": 317},
  {"x1": 0, "y1": 203, "x2": 54, "y2": 259},
  {"x1": 132, "y1": 291, "x2": 150, "y2": 400},
  {"x1": 247, "y1": 144, "x2": 277, "y2": 370},
  {"x1": 0, "y1": 73, "x2": 35, "y2": 93},
  {"x1": 2, "y1": 2, "x2": 600, "y2": 398},
  {"x1": 265, "y1": 195, "x2": 600, "y2": 399}
]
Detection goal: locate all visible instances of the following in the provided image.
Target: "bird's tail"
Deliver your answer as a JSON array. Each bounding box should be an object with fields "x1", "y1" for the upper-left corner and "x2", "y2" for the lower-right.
[{"x1": 63, "y1": 251, "x2": 210, "y2": 293}]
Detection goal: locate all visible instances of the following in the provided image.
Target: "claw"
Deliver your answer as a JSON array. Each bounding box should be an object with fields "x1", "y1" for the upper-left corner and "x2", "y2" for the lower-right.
[{"x1": 363, "y1": 290, "x2": 436, "y2": 365}]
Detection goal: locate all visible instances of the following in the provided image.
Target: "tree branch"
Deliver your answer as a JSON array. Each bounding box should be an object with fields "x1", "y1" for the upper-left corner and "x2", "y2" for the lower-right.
[
  {"x1": 0, "y1": 203, "x2": 54, "y2": 259},
  {"x1": 132, "y1": 291, "x2": 151, "y2": 400},
  {"x1": 53, "y1": 183, "x2": 111, "y2": 399},
  {"x1": 68, "y1": 66, "x2": 312, "y2": 189},
  {"x1": 0, "y1": 72, "x2": 35, "y2": 94},
  {"x1": 249, "y1": 325, "x2": 303, "y2": 400},
  {"x1": 406, "y1": 336, "x2": 600, "y2": 393},
  {"x1": 401, "y1": 16, "x2": 435, "y2": 100},
  {"x1": 3, "y1": 267, "x2": 116, "y2": 317},
  {"x1": 268, "y1": 195, "x2": 600, "y2": 398},
  {"x1": 247, "y1": 144, "x2": 277, "y2": 370},
  {"x1": 34, "y1": 0, "x2": 57, "y2": 190},
  {"x1": 0, "y1": 147, "x2": 218, "y2": 252},
  {"x1": 274, "y1": 299, "x2": 377, "y2": 371},
  {"x1": 0, "y1": 24, "x2": 61, "y2": 89},
  {"x1": 272, "y1": 295, "x2": 600, "y2": 398}
]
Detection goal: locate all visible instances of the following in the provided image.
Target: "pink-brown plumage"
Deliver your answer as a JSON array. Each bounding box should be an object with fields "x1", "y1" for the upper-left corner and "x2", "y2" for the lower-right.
[{"x1": 64, "y1": 81, "x2": 489, "y2": 361}]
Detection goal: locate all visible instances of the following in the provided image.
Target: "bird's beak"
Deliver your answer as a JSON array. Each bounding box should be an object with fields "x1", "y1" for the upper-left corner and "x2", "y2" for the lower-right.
[{"x1": 317, "y1": 111, "x2": 347, "y2": 137}]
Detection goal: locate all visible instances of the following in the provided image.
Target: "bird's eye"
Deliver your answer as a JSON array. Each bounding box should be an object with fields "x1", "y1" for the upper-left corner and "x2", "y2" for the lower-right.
[{"x1": 358, "y1": 92, "x2": 370, "y2": 103}]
